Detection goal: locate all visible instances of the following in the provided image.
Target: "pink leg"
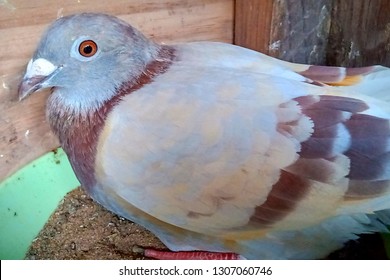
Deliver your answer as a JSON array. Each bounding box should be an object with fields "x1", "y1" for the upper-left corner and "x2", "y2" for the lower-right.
[{"x1": 133, "y1": 246, "x2": 243, "y2": 260}]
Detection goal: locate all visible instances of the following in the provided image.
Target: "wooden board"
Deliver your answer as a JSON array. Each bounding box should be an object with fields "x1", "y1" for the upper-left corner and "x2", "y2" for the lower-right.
[
  {"x1": 326, "y1": 0, "x2": 390, "y2": 67},
  {"x1": 0, "y1": 0, "x2": 234, "y2": 181},
  {"x1": 235, "y1": 0, "x2": 390, "y2": 67},
  {"x1": 234, "y1": 0, "x2": 274, "y2": 56}
]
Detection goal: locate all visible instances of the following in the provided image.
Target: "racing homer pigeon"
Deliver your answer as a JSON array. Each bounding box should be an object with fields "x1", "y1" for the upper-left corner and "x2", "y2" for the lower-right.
[{"x1": 18, "y1": 13, "x2": 390, "y2": 259}]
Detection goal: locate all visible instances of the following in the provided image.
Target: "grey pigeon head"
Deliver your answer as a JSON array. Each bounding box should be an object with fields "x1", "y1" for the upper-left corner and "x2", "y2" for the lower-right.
[{"x1": 19, "y1": 13, "x2": 160, "y2": 113}]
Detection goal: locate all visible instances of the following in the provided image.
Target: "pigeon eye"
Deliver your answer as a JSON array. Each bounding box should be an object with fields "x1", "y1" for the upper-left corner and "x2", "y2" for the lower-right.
[
  {"x1": 71, "y1": 37, "x2": 100, "y2": 61},
  {"x1": 79, "y1": 40, "x2": 98, "y2": 57}
]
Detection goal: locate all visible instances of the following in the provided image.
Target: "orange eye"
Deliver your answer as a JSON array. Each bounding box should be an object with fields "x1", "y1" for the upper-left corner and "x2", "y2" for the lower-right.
[{"x1": 78, "y1": 40, "x2": 98, "y2": 57}]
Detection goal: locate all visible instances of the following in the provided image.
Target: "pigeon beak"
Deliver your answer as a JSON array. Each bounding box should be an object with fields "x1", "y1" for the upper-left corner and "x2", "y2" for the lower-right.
[{"x1": 18, "y1": 58, "x2": 62, "y2": 101}]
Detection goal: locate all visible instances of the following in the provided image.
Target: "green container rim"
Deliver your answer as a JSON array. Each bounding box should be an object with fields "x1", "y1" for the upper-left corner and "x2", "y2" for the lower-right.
[{"x1": 0, "y1": 148, "x2": 79, "y2": 260}]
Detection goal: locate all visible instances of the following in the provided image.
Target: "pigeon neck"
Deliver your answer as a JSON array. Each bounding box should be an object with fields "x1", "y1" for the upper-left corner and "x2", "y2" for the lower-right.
[{"x1": 47, "y1": 45, "x2": 176, "y2": 192}]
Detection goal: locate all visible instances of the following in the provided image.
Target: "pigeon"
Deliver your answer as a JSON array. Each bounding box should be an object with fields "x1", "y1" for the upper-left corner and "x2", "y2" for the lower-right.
[{"x1": 18, "y1": 13, "x2": 390, "y2": 259}]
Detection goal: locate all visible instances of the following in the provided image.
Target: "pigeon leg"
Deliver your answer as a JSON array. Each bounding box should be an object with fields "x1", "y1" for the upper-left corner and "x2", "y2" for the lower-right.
[{"x1": 133, "y1": 246, "x2": 244, "y2": 260}]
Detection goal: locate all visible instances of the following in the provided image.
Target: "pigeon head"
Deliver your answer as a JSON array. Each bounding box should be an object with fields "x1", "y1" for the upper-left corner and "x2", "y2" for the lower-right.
[{"x1": 18, "y1": 13, "x2": 161, "y2": 113}]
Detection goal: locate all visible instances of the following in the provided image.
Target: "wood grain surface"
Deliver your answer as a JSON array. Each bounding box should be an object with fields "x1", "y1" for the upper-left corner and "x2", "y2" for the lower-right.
[
  {"x1": 235, "y1": 0, "x2": 390, "y2": 66},
  {"x1": 234, "y1": 0, "x2": 274, "y2": 55},
  {"x1": 0, "y1": 0, "x2": 233, "y2": 181},
  {"x1": 326, "y1": 0, "x2": 390, "y2": 67}
]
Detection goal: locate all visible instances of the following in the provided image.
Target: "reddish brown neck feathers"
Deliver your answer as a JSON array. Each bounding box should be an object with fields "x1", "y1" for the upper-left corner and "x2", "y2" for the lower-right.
[{"x1": 48, "y1": 46, "x2": 175, "y2": 192}]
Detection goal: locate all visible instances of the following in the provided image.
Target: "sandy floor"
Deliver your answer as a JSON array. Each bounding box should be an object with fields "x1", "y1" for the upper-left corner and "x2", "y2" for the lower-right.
[
  {"x1": 25, "y1": 187, "x2": 166, "y2": 260},
  {"x1": 25, "y1": 187, "x2": 388, "y2": 260}
]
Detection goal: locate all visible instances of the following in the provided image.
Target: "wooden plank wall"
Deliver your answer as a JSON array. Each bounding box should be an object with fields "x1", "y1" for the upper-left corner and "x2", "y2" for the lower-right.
[
  {"x1": 0, "y1": 0, "x2": 234, "y2": 181},
  {"x1": 235, "y1": 0, "x2": 390, "y2": 67}
]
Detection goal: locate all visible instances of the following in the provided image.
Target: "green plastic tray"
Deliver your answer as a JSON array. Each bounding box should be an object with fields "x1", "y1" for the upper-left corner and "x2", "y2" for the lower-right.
[{"x1": 0, "y1": 148, "x2": 79, "y2": 259}]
